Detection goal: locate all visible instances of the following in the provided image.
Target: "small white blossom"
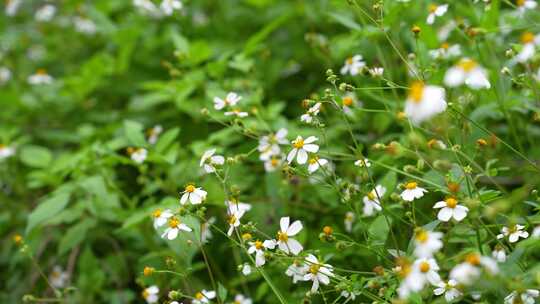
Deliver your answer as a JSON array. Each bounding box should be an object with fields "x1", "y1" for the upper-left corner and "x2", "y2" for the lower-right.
[
  {"x1": 247, "y1": 239, "x2": 276, "y2": 267},
  {"x1": 449, "y1": 254, "x2": 498, "y2": 285},
  {"x1": 152, "y1": 208, "x2": 173, "y2": 229},
  {"x1": 28, "y1": 69, "x2": 53, "y2": 85},
  {"x1": 433, "y1": 197, "x2": 469, "y2": 222},
  {"x1": 74, "y1": 17, "x2": 97, "y2": 35},
  {"x1": 147, "y1": 125, "x2": 163, "y2": 145},
  {"x1": 497, "y1": 224, "x2": 529, "y2": 243},
  {"x1": 142, "y1": 285, "x2": 159, "y2": 304},
  {"x1": 160, "y1": 0, "x2": 182, "y2": 15},
  {"x1": 427, "y1": 4, "x2": 448, "y2": 25},
  {"x1": 193, "y1": 290, "x2": 216, "y2": 304},
  {"x1": 515, "y1": 32, "x2": 540, "y2": 63},
  {"x1": 180, "y1": 184, "x2": 207, "y2": 205},
  {"x1": 274, "y1": 217, "x2": 303, "y2": 255},
  {"x1": 368, "y1": 67, "x2": 384, "y2": 77},
  {"x1": 231, "y1": 294, "x2": 252, "y2": 304},
  {"x1": 433, "y1": 279, "x2": 462, "y2": 302},
  {"x1": 504, "y1": 290, "x2": 539, "y2": 304},
  {"x1": 161, "y1": 217, "x2": 192, "y2": 240},
  {"x1": 214, "y1": 92, "x2": 241, "y2": 110},
  {"x1": 130, "y1": 148, "x2": 148, "y2": 164},
  {"x1": 35, "y1": 5, "x2": 56, "y2": 22},
  {"x1": 285, "y1": 261, "x2": 308, "y2": 283},
  {"x1": 5, "y1": 0, "x2": 21, "y2": 16},
  {"x1": 0, "y1": 67, "x2": 11, "y2": 85},
  {"x1": 287, "y1": 136, "x2": 319, "y2": 165},
  {"x1": 344, "y1": 211, "x2": 355, "y2": 233},
  {"x1": 258, "y1": 128, "x2": 288, "y2": 161},
  {"x1": 516, "y1": 0, "x2": 537, "y2": 14},
  {"x1": 398, "y1": 258, "x2": 442, "y2": 298},
  {"x1": 429, "y1": 43, "x2": 461, "y2": 60},
  {"x1": 200, "y1": 149, "x2": 225, "y2": 173},
  {"x1": 362, "y1": 185, "x2": 386, "y2": 217},
  {"x1": 400, "y1": 181, "x2": 428, "y2": 201},
  {"x1": 414, "y1": 229, "x2": 443, "y2": 258},
  {"x1": 0, "y1": 144, "x2": 15, "y2": 160},
  {"x1": 201, "y1": 217, "x2": 216, "y2": 243},
  {"x1": 49, "y1": 266, "x2": 69, "y2": 288},
  {"x1": 302, "y1": 254, "x2": 334, "y2": 292},
  {"x1": 241, "y1": 263, "x2": 251, "y2": 275},
  {"x1": 300, "y1": 102, "x2": 321, "y2": 124},
  {"x1": 264, "y1": 156, "x2": 284, "y2": 172},
  {"x1": 226, "y1": 209, "x2": 245, "y2": 236},
  {"x1": 340, "y1": 55, "x2": 365, "y2": 76},
  {"x1": 224, "y1": 109, "x2": 249, "y2": 118},
  {"x1": 404, "y1": 82, "x2": 447, "y2": 124},
  {"x1": 354, "y1": 158, "x2": 371, "y2": 168},
  {"x1": 307, "y1": 156, "x2": 328, "y2": 174},
  {"x1": 444, "y1": 58, "x2": 491, "y2": 89},
  {"x1": 492, "y1": 246, "x2": 506, "y2": 263}
]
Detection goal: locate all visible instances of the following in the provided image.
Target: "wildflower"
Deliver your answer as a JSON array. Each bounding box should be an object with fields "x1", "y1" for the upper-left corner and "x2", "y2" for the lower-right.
[
  {"x1": 287, "y1": 136, "x2": 319, "y2": 164},
  {"x1": 427, "y1": 138, "x2": 447, "y2": 149},
  {"x1": 161, "y1": 217, "x2": 192, "y2": 240},
  {"x1": 28, "y1": 69, "x2": 53, "y2": 85},
  {"x1": 258, "y1": 128, "x2": 288, "y2": 161},
  {"x1": 285, "y1": 260, "x2": 309, "y2": 283},
  {"x1": 433, "y1": 197, "x2": 469, "y2": 222},
  {"x1": 275, "y1": 217, "x2": 303, "y2": 255},
  {"x1": 0, "y1": 67, "x2": 11, "y2": 85},
  {"x1": 264, "y1": 156, "x2": 283, "y2": 172},
  {"x1": 492, "y1": 245, "x2": 506, "y2": 263},
  {"x1": 433, "y1": 279, "x2": 462, "y2": 302},
  {"x1": 398, "y1": 258, "x2": 442, "y2": 298},
  {"x1": 344, "y1": 212, "x2": 355, "y2": 233},
  {"x1": 413, "y1": 229, "x2": 443, "y2": 258},
  {"x1": 193, "y1": 290, "x2": 216, "y2": 304},
  {"x1": 129, "y1": 147, "x2": 148, "y2": 164},
  {"x1": 241, "y1": 263, "x2": 251, "y2": 275},
  {"x1": 404, "y1": 81, "x2": 447, "y2": 124},
  {"x1": 152, "y1": 208, "x2": 173, "y2": 229},
  {"x1": 516, "y1": 32, "x2": 540, "y2": 63},
  {"x1": 429, "y1": 43, "x2": 461, "y2": 60},
  {"x1": 133, "y1": 0, "x2": 162, "y2": 17},
  {"x1": 147, "y1": 125, "x2": 163, "y2": 145},
  {"x1": 340, "y1": 55, "x2": 365, "y2": 76},
  {"x1": 231, "y1": 294, "x2": 252, "y2": 304},
  {"x1": 226, "y1": 209, "x2": 245, "y2": 236},
  {"x1": 449, "y1": 253, "x2": 498, "y2": 285},
  {"x1": 444, "y1": 58, "x2": 491, "y2": 89},
  {"x1": 142, "y1": 286, "x2": 159, "y2": 304},
  {"x1": 300, "y1": 102, "x2": 321, "y2": 124},
  {"x1": 0, "y1": 144, "x2": 15, "y2": 160},
  {"x1": 73, "y1": 17, "x2": 97, "y2": 35},
  {"x1": 497, "y1": 224, "x2": 529, "y2": 243},
  {"x1": 160, "y1": 0, "x2": 182, "y2": 15},
  {"x1": 180, "y1": 184, "x2": 207, "y2": 205},
  {"x1": 49, "y1": 266, "x2": 69, "y2": 288},
  {"x1": 214, "y1": 92, "x2": 241, "y2": 110},
  {"x1": 5, "y1": 0, "x2": 21, "y2": 16},
  {"x1": 226, "y1": 199, "x2": 252, "y2": 214},
  {"x1": 533, "y1": 225, "x2": 540, "y2": 237},
  {"x1": 302, "y1": 254, "x2": 334, "y2": 292},
  {"x1": 368, "y1": 67, "x2": 384, "y2": 77},
  {"x1": 143, "y1": 266, "x2": 154, "y2": 276},
  {"x1": 516, "y1": 0, "x2": 537, "y2": 14},
  {"x1": 426, "y1": 3, "x2": 448, "y2": 24},
  {"x1": 247, "y1": 240, "x2": 276, "y2": 267},
  {"x1": 362, "y1": 185, "x2": 386, "y2": 217},
  {"x1": 13, "y1": 234, "x2": 23, "y2": 245},
  {"x1": 400, "y1": 181, "x2": 428, "y2": 201},
  {"x1": 341, "y1": 93, "x2": 360, "y2": 115},
  {"x1": 354, "y1": 158, "x2": 371, "y2": 168},
  {"x1": 201, "y1": 217, "x2": 216, "y2": 243},
  {"x1": 340, "y1": 290, "x2": 361, "y2": 301},
  {"x1": 307, "y1": 156, "x2": 329, "y2": 174},
  {"x1": 200, "y1": 149, "x2": 225, "y2": 173},
  {"x1": 35, "y1": 4, "x2": 56, "y2": 22},
  {"x1": 504, "y1": 290, "x2": 539, "y2": 304},
  {"x1": 224, "y1": 109, "x2": 249, "y2": 118}
]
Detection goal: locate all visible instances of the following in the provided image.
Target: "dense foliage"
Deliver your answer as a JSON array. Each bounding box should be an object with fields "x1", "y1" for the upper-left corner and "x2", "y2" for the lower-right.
[{"x1": 1, "y1": 0, "x2": 540, "y2": 303}]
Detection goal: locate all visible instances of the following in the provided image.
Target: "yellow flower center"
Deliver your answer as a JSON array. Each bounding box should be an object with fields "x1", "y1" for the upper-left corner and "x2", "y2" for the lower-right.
[
  {"x1": 277, "y1": 231, "x2": 288, "y2": 242},
  {"x1": 405, "y1": 182, "x2": 418, "y2": 190},
  {"x1": 36, "y1": 68, "x2": 47, "y2": 75},
  {"x1": 242, "y1": 233, "x2": 252, "y2": 240},
  {"x1": 415, "y1": 229, "x2": 429, "y2": 243},
  {"x1": 429, "y1": 4, "x2": 438, "y2": 13},
  {"x1": 152, "y1": 209, "x2": 162, "y2": 218},
  {"x1": 292, "y1": 138, "x2": 304, "y2": 149},
  {"x1": 516, "y1": 0, "x2": 525, "y2": 6},
  {"x1": 465, "y1": 253, "x2": 481, "y2": 266},
  {"x1": 195, "y1": 292, "x2": 204, "y2": 300},
  {"x1": 441, "y1": 42, "x2": 449, "y2": 50},
  {"x1": 168, "y1": 218, "x2": 180, "y2": 228},
  {"x1": 308, "y1": 157, "x2": 318, "y2": 165},
  {"x1": 409, "y1": 81, "x2": 424, "y2": 103},
  {"x1": 342, "y1": 96, "x2": 354, "y2": 107},
  {"x1": 185, "y1": 185, "x2": 196, "y2": 193},
  {"x1": 521, "y1": 32, "x2": 535, "y2": 44},
  {"x1": 458, "y1": 59, "x2": 477, "y2": 72},
  {"x1": 228, "y1": 214, "x2": 237, "y2": 225},
  {"x1": 255, "y1": 240, "x2": 264, "y2": 250},
  {"x1": 367, "y1": 191, "x2": 376, "y2": 201},
  {"x1": 142, "y1": 290, "x2": 150, "y2": 299},
  {"x1": 309, "y1": 264, "x2": 320, "y2": 274},
  {"x1": 323, "y1": 226, "x2": 333, "y2": 235},
  {"x1": 419, "y1": 261, "x2": 431, "y2": 273},
  {"x1": 270, "y1": 158, "x2": 279, "y2": 167},
  {"x1": 445, "y1": 197, "x2": 458, "y2": 208},
  {"x1": 346, "y1": 57, "x2": 353, "y2": 65}
]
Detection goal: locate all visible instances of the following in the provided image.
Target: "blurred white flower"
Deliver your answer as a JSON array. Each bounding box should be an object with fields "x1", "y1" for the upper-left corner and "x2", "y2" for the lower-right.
[
  {"x1": 515, "y1": 32, "x2": 540, "y2": 63},
  {"x1": 433, "y1": 279, "x2": 462, "y2": 302},
  {"x1": 497, "y1": 224, "x2": 529, "y2": 243},
  {"x1": 533, "y1": 225, "x2": 540, "y2": 237},
  {"x1": 433, "y1": 197, "x2": 469, "y2": 222},
  {"x1": 400, "y1": 181, "x2": 427, "y2": 201},
  {"x1": 35, "y1": 5, "x2": 56, "y2": 22},
  {"x1": 160, "y1": 0, "x2": 182, "y2": 16},
  {"x1": 28, "y1": 69, "x2": 53, "y2": 85},
  {"x1": 247, "y1": 239, "x2": 276, "y2": 267},
  {"x1": 427, "y1": 4, "x2": 448, "y2": 25},
  {"x1": 258, "y1": 128, "x2": 288, "y2": 161},
  {"x1": 49, "y1": 266, "x2": 69, "y2": 288},
  {"x1": 449, "y1": 253, "x2": 498, "y2": 285},
  {"x1": 429, "y1": 43, "x2": 461, "y2": 60},
  {"x1": 0, "y1": 67, "x2": 11, "y2": 85},
  {"x1": 142, "y1": 285, "x2": 159, "y2": 303},
  {"x1": 180, "y1": 184, "x2": 207, "y2": 205},
  {"x1": 340, "y1": 55, "x2": 365, "y2": 76},
  {"x1": 444, "y1": 58, "x2": 491, "y2": 89},
  {"x1": 129, "y1": 147, "x2": 148, "y2": 164},
  {"x1": 344, "y1": 211, "x2": 355, "y2": 233},
  {"x1": 224, "y1": 109, "x2": 249, "y2": 118},
  {"x1": 516, "y1": 0, "x2": 537, "y2": 14},
  {"x1": 201, "y1": 217, "x2": 216, "y2": 243},
  {"x1": 354, "y1": 158, "x2": 371, "y2": 168},
  {"x1": 504, "y1": 290, "x2": 539, "y2": 304},
  {"x1": 307, "y1": 156, "x2": 328, "y2": 174},
  {"x1": 200, "y1": 149, "x2": 225, "y2": 173},
  {"x1": 152, "y1": 208, "x2": 173, "y2": 229},
  {"x1": 492, "y1": 246, "x2": 506, "y2": 263},
  {"x1": 341, "y1": 93, "x2": 360, "y2": 115},
  {"x1": 362, "y1": 185, "x2": 386, "y2": 217},
  {"x1": 287, "y1": 135, "x2": 319, "y2": 165},
  {"x1": 404, "y1": 81, "x2": 447, "y2": 124},
  {"x1": 368, "y1": 67, "x2": 384, "y2": 77},
  {"x1": 398, "y1": 258, "x2": 441, "y2": 298},
  {"x1": 5, "y1": 0, "x2": 21, "y2": 16},
  {"x1": 226, "y1": 209, "x2": 245, "y2": 236},
  {"x1": 161, "y1": 217, "x2": 192, "y2": 240},
  {"x1": 300, "y1": 102, "x2": 321, "y2": 124},
  {"x1": 214, "y1": 92, "x2": 241, "y2": 110},
  {"x1": 302, "y1": 254, "x2": 334, "y2": 292},
  {"x1": 285, "y1": 261, "x2": 308, "y2": 283},
  {"x1": 0, "y1": 144, "x2": 15, "y2": 160},
  {"x1": 147, "y1": 125, "x2": 163, "y2": 145},
  {"x1": 133, "y1": 0, "x2": 162, "y2": 17},
  {"x1": 193, "y1": 290, "x2": 216, "y2": 304},
  {"x1": 232, "y1": 294, "x2": 252, "y2": 304},
  {"x1": 264, "y1": 156, "x2": 284, "y2": 172},
  {"x1": 241, "y1": 263, "x2": 251, "y2": 275},
  {"x1": 74, "y1": 17, "x2": 97, "y2": 35},
  {"x1": 414, "y1": 229, "x2": 443, "y2": 258},
  {"x1": 274, "y1": 217, "x2": 303, "y2": 255}
]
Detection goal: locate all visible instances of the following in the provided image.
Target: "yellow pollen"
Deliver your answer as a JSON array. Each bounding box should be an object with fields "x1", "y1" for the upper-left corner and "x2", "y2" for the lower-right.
[
  {"x1": 367, "y1": 191, "x2": 376, "y2": 201},
  {"x1": 309, "y1": 264, "x2": 320, "y2": 274},
  {"x1": 142, "y1": 290, "x2": 150, "y2": 299},
  {"x1": 516, "y1": 0, "x2": 525, "y2": 6},
  {"x1": 445, "y1": 197, "x2": 458, "y2": 208},
  {"x1": 415, "y1": 230, "x2": 429, "y2": 243},
  {"x1": 458, "y1": 59, "x2": 477, "y2": 72},
  {"x1": 185, "y1": 185, "x2": 195, "y2": 193},
  {"x1": 195, "y1": 292, "x2": 204, "y2": 300},
  {"x1": 255, "y1": 240, "x2": 264, "y2": 250},
  {"x1": 419, "y1": 261, "x2": 430, "y2": 273},
  {"x1": 409, "y1": 82, "x2": 424, "y2": 103},
  {"x1": 242, "y1": 233, "x2": 252, "y2": 240},
  {"x1": 228, "y1": 215, "x2": 237, "y2": 225},
  {"x1": 152, "y1": 209, "x2": 162, "y2": 218},
  {"x1": 343, "y1": 96, "x2": 354, "y2": 107},
  {"x1": 441, "y1": 42, "x2": 449, "y2": 50},
  {"x1": 465, "y1": 253, "x2": 481, "y2": 266},
  {"x1": 36, "y1": 68, "x2": 47, "y2": 75},
  {"x1": 270, "y1": 158, "x2": 279, "y2": 167},
  {"x1": 521, "y1": 32, "x2": 535, "y2": 44},
  {"x1": 429, "y1": 4, "x2": 438, "y2": 13},
  {"x1": 323, "y1": 226, "x2": 333, "y2": 235},
  {"x1": 405, "y1": 182, "x2": 418, "y2": 190},
  {"x1": 277, "y1": 231, "x2": 288, "y2": 242},
  {"x1": 308, "y1": 157, "x2": 318, "y2": 165},
  {"x1": 346, "y1": 57, "x2": 353, "y2": 65},
  {"x1": 168, "y1": 218, "x2": 180, "y2": 228},
  {"x1": 293, "y1": 138, "x2": 304, "y2": 149}
]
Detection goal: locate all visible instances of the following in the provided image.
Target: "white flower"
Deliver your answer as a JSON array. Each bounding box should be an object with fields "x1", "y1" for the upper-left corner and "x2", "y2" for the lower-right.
[
  {"x1": 354, "y1": 158, "x2": 371, "y2": 168},
  {"x1": 444, "y1": 58, "x2": 491, "y2": 89},
  {"x1": 224, "y1": 109, "x2": 249, "y2": 118},
  {"x1": 152, "y1": 208, "x2": 173, "y2": 229},
  {"x1": 341, "y1": 93, "x2": 360, "y2": 115},
  {"x1": 307, "y1": 156, "x2": 328, "y2": 174},
  {"x1": 369, "y1": 67, "x2": 384, "y2": 77},
  {"x1": 201, "y1": 217, "x2": 216, "y2": 243},
  {"x1": 0, "y1": 67, "x2": 11, "y2": 85},
  {"x1": 161, "y1": 217, "x2": 192, "y2": 240},
  {"x1": 142, "y1": 285, "x2": 159, "y2": 304},
  {"x1": 340, "y1": 55, "x2": 365, "y2": 76},
  {"x1": 285, "y1": 261, "x2": 309, "y2": 283},
  {"x1": 300, "y1": 102, "x2": 321, "y2": 124},
  {"x1": 226, "y1": 209, "x2": 245, "y2": 236},
  {"x1": 147, "y1": 125, "x2": 163, "y2": 145},
  {"x1": 449, "y1": 253, "x2": 498, "y2": 285},
  {"x1": 258, "y1": 128, "x2": 288, "y2": 161},
  {"x1": 413, "y1": 229, "x2": 443, "y2": 258},
  {"x1": 504, "y1": 290, "x2": 539, "y2": 304},
  {"x1": 232, "y1": 294, "x2": 252, "y2": 304},
  {"x1": 492, "y1": 246, "x2": 506, "y2": 263},
  {"x1": 264, "y1": 156, "x2": 283, "y2": 172},
  {"x1": 129, "y1": 148, "x2": 148, "y2": 164},
  {"x1": 28, "y1": 69, "x2": 53, "y2": 85},
  {"x1": 433, "y1": 197, "x2": 469, "y2": 222},
  {"x1": 427, "y1": 4, "x2": 448, "y2": 25},
  {"x1": 247, "y1": 240, "x2": 276, "y2": 267},
  {"x1": 226, "y1": 199, "x2": 251, "y2": 214},
  {"x1": 160, "y1": 0, "x2": 182, "y2": 15},
  {"x1": 200, "y1": 149, "x2": 225, "y2": 173},
  {"x1": 193, "y1": 290, "x2": 216, "y2": 304},
  {"x1": 0, "y1": 144, "x2": 15, "y2": 160},
  {"x1": 214, "y1": 92, "x2": 241, "y2": 110},
  {"x1": 400, "y1": 181, "x2": 428, "y2": 201},
  {"x1": 35, "y1": 5, "x2": 56, "y2": 22},
  {"x1": 344, "y1": 212, "x2": 355, "y2": 233},
  {"x1": 362, "y1": 185, "x2": 386, "y2": 217},
  {"x1": 533, "y1": 225, "x2": 540, "y2": 237},
  {"x1": 398, "y1": 258, "x2": 442, "y2": 298},
  {"x1": 515, "y1": 32, "x2": 540, "y2": 63},
  {"x1": 340, "y1": 290, "x2": 361, "y2": 301},
  {"x1": 49, "y1": 266, "x2": 69, "y2": 288},
  {"x1": 74, "y1": 17, "x2": 97, "y2": 35},
  {"x1": 433, "y1": 279, "x2": 462, "y2": 302},
  {"x1": 180, "y1": 184, "x2": 207, "y2": 205},
  {"x1": 274, "y1": 217, "x2": 303, "y2": 255},
  {"x1": 302, "y1": 254, "x2": 334, "y2": 292},
  {"x1": 241, "y1": 263, "x2": 251, "y2": 275},
  {"x1": 429, "y1": 43, "x2": 461, "y2": 60},
  {"x1": 497, "y1": 224, "x2": 529, "y2": 243},
  {"x1": 404, "y1": 82, "x2": 447, "y2": 124},
  {"x1": 133, "y1": 0, "x2": 162, "y2": 17},
  {"x1": 287, "y1": 136, "x2": 319, "y2": 165},
  {"x1": 516, "y1": 0, "x2": 537, "y2": 14},
  {"x1": 5, "y1": 0, "x2": 21, "y2": 16}
]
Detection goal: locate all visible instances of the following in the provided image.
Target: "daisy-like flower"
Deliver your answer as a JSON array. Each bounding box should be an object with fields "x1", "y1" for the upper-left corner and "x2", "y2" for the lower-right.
[
  {"x1": 264, "y1": 156, "x2": 283, "y2": 172},
  {"x1": 5, "y1": 0, "x2": 21, "y2": 16},
  {"x1": 449, "y1": 253, "x2": 498, "y2": 285},
  {"x1": 214, "y1": 92, "x2": 241, "y2": 110},
  {"x1": 400, "y1": 181, "x2": 428, "y2": 201},
  {"x1": 398, "y1": 258, "x2": 442, "y2": 298},
  {"x1": 344, "y1": 211, "x2": 355, "y2": 233},
  {"x1": 180, "y1": 184, "x2": 207, "y2": 205},
  {"x1": 515, "y1": 32, "x2": 540, "y2": 63},
  {"x1": 146, "y1": 125, "x2": 163, "y2": 145},
  {"x1": 226, "y1": 198, "x2": 252, "y2": 214},
  {"x1": 516, "y1": 0, "x2": 537, "y2": 14},
  {"x1": 413, "y1": 229, "x2": 443, "y2": 258},
  {"x1": 300, "y1": 102, "x2": 321, "y2": 124},
  {"x1": 258, "y1": 128, "x2": 288, "y2": 161},
  {"x1": 231, "y1": 294, "x2": 252, "y2": 304},
  {"x1": 492, "y1": 245, "x2": 506, "y2": 263},
  {"x1": 49, "y1": 266, "x2": 69, "y2": 288},
  {"x1": 241, "y1": 263, "x2": 251, "y2": 275},
  {"x1": 341, "y1": 93, "x2": 360, "y2": 115},
  {"x1": 433, "y1": 279, "x2": 462, "y2": 302},
  {"x1": 35, "y1": 4, "x2": 56, "y2": 22},
  {"x1": 307, "y1": 156, "x2": 328, "y2": 174},
  {"x1": 161, "y1": 216, "x2": 192, "y2": 240},
  {"x1": 160, "y1": 0, "x2": 182, "y2": 15},
  {"x1": 340, "y1": 290, "x2": 361, "y2": 301},
  {"x1": 504, "y1": 289, "x2": 539, "y2": 304},
  {"x1": 201, "y1": 217, "x2": 216, "y2": 243},
  {"x1": 0, "y1": 67, "x2": 11, "y2": 85},
  {"x1": 433, "y1": 197, "x2": 469, "y2": 222},
  {"x1": 226, "y1": 209, "x2": 245, "y2": 236},
  {"x1": 128, "y1": 147, "x2": 148, "y2": 164},
  {"x1": 247, "y1": 239, "x2": 276, "y2": 267},
  {"x1": 302, "y1": 254, "x2": 334, "y2": 292},
  {"x1": 340, "y1": 55, "x2": 365, "y2": 76},
  {"x1": 224, "y1": 109, "x2": 249, "y2": 118},
  {"x1": 362, "y1": 185, "x2": 386, "y2": 217},
  {"x1": 275, "y1": 217, "x2": 303, "y2": 255},
  {"x1": 142, "y1": 285, "x2": 159, "y2": 304},
  {"x1": 354, "y1": 158, "x2": 371, "y2": 168},
  {"x1": 285, "y1": 260, "x2": 309, "y2": 283},
  {"x1": 28, "y1": 69, "x2": 53, "y2": 85},
  {"x1": 133, "y1": 0, "x2": 162, "y2": 17},
  {"x1": 429, "y1": 42, "x2": 461, "y2": 60},
  {"x1": 73, "y1": 17, "x2": 97, "y2": 35},
  {"x1": 404, "y1": 81, "x2": 447, "y2": 124},
  {"x1": 152, "y1": 208, "x2": 173, "y2": 229},
  {"x1": 287, "y1": 136, "x2": 319, "y2": 164},
  {"x1": 368, "y1": 67, "x2": 384, "y2": 77},
  {"x1": 426, "y1": 3, "x2": 448, "y2": 25},
  {"x1": 193, "y1": 290, "x2": 216, "y2": 304},
  {"x1": 497, "y1": 224, "x2": 529, "y2": 243},
  {"x1": 444, "y1": 58, "x2": 491, "y2": 89},
  {"x1": 0, "y1": 144, "x2": 15, "y2": 160},
  {"x1": 200, "y1": 149, "x2": 225, "y2": 173}
]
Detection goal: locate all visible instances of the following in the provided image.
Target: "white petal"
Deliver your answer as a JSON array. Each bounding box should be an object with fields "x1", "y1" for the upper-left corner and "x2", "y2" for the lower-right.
[
  {"x1": 437, "y1": 207, "x2": 453, "y2": 222},
  {"x1": 287, "y1": 220, "x2": 303, "y2": 236},
  {"x1": 296, "y1": 149, "x2": 308, "y2": 164},
  {"x1": 280, "y1": 217, "x2": 290, "y2": 232},
  {"x1": 444, "y1": 67, "x2": 465, "y2": 87},
  {"x1": 452, "y1": 206, "x2": 468, "y2": 221},
  {"x1": 433, "y1": 201, "x2": 447, "y2": 209},
  {"x1": 167, "y1": 228, "x2": 179, "y2": 240},
  {"x1": 287, "y1": 238, "x2": 303, "y2": 255},
  {"x1": 287, "y1": 148, "x2": 297, "y2": 163}
]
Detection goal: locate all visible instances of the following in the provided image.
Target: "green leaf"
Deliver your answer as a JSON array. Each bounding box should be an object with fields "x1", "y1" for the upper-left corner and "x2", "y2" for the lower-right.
[
  {"x1": 123, "y1": 120, "x2": 147, "y2": 147},
  {"x1": 327, "y1": 12, "x2": 362, "y2": 31},
  {"x1": 218, "y1": 282, "x2": 228, "y2": 302},
  {"x1": 368, "y1": 215, "x2": 391, "y2": 247},
  {"x1": 20, "y1": 145, "x2": 53, "y2": 168},
  {"x1": 155, "y1": 127, "x2": 180, "y2": 154},
  {"x1": 27, "y1": 192, "x2": 71, "y2": 233},
  {"x1": 58, "y1": 218, "x2": 97, "y2": 255}
]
